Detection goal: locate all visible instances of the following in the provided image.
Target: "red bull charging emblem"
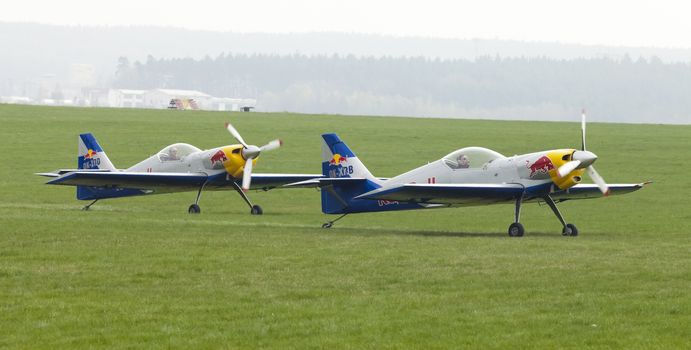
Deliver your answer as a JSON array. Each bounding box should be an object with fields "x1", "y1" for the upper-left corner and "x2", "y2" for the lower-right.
[
  {"x1": 327, "y1": 153, "x2": 354, "y2": 177},
  {"x1": 84, "y1": 149, "x2": 98, "y2": 159},
  {"x1": 210, "y1": 150, "x2": 228, "y2": 167},
  {"x1": 329, "y1": 154, "x2": 348, "y2": 165},
  {"x1": 81, "y1": 149, "x2": 101, "y2": 169},
  {"x1": 527, "y1": 156, "x2": 554, "y2": 177}
]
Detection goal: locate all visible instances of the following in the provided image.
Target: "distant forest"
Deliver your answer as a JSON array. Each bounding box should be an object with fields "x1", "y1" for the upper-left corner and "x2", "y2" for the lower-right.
[
  {"x1": 115, "y1": 54, "x2": 691, "y2": 123},
  {"x1": 4, "y1": 23, "x2": 691, "y2": 123}
]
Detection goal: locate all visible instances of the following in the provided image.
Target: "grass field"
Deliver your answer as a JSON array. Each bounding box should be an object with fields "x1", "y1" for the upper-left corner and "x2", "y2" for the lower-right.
[{"x1": 1, "y1": 104, "x2": 689, "y2": 349}]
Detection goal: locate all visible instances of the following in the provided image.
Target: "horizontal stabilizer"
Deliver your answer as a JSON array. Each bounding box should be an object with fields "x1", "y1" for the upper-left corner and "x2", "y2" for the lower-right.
[
  {"x1": 36, "y1": 169, "x2": 112, "y2": 178},
  {"x1": 36, "y1": 172, "x2": 60, "y2": 178},
  {"x1": 284, "y1": 177, "x2": 389, "y2": 188},
  {"x1": 245, "y1": 173, "x2": 323, "y2": 190}
]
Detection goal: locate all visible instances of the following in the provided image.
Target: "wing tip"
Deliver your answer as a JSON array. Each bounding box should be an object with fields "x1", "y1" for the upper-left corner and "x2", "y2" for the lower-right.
[{"x1": 35, "y1": 172, "x2": 60, "y2": 178}]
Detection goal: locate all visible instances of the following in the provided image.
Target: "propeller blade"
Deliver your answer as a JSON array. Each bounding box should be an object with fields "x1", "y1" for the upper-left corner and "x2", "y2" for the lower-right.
[
  {"x1": 558, "y1": 160, "x2": 581, "y2": 178},
  {"x1": 260, "y1": 139, "x2": 283, "y2": 152},
  {"x1": 242, "y1": 157, "x2": 254, "y2": 192},
  {"x1": 225, "y1": 122, "x2": 248, "y2": 148},
  {"x1": 587, "y1": 165, "x2": 610, "y2": 196},
  {"x1": 581, "y1": 109, "x2": 587, "y2": 151}
]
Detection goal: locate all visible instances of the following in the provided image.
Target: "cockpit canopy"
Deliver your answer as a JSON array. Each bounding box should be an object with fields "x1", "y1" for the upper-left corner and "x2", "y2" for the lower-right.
[
  {"x1": 157, "y1": 143, "x2": 201, "y2": 162},
  {"x1": 443, "y1": 147, "x2": 505, "y2": 169}
]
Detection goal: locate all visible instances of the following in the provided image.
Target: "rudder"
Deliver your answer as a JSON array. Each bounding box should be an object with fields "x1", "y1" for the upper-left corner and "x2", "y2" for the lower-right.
[
  {"x1": 319, "y1": 133, "x2": 418, "y2": 214},
  {"x1": 77, "y1": 133, "x2": 122, "y2": 200},
  {"x1": 78, "y1": 133, "x2": 116, "y2": 170},
  {"x1": 321, "y1": 133, "x2": 377, "y2": 182}
]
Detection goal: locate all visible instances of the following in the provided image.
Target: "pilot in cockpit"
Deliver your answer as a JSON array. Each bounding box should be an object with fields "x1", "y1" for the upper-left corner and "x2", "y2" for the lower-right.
[
  {"x1": 160, "y1": 146, "x2": 179, "y2": 161},
  {"x1": 457, "y1": 154, "x2": 470, "y2": 168},
  {"x1": 168, "y1": 147, "x2": 179, "y2": 160}
]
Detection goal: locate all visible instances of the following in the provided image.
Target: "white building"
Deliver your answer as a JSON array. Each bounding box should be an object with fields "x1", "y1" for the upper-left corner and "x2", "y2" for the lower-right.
[
  {"x1": 209, "y1": 97, "x2": 257, "y2": 111},
  {"x1": 103, "y1": 88, "x2": 256, "y2": 111},
  {"x1": 0, "y1": 96, "x2": 32, "y2": 104},
  {"x1": 108, "y1": 89, "x2": 146, "y2": 108},
  {"x1": 144, "y1": 89, "x2": 211, "y2": 109}
]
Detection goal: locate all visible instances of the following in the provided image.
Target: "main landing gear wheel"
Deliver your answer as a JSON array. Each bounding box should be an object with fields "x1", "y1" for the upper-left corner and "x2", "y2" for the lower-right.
[
  {"x1": 508, "y1": 223, "x2": 525, "y2": 237},
  {"x1": 250, "y1": 205, "x2": 263, "y2": 215},
  {"x1": 322, "y1": 222, "x2": 333, "y2": 229},
  {"x1": 188, "y1": 204, "x2": 201, "y2": 214},
  {"x1": 562, "y1": 223, "x2": 579, "y2": 236}
]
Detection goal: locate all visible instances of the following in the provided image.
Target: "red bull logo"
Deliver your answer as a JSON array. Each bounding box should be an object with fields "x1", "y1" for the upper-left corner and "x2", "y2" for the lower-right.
[
  {"x1": 81, "y1": 149, "x2": 101, "y2": 169},
  {"x1": 327, "y1": 153, "x2": 354, "y2": 177},
  {"x1": 84, "y1": 149, "x2": 98, "y2": 159},
  {"x1": 528, "y1": 156, "x2": 555, "y2": 177},
  {"x1": 210, "y1": 150, "x2": 228, "y2": 166},
  {"x1": 329, "y1": 154, "x2": 348, "y2": 166}
]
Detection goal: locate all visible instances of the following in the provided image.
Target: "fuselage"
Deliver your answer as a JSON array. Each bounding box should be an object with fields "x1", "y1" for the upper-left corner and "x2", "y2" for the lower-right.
[
  {"x1": 127, "y1": 143, "x2": 255, "y2": 179},
  {"x1": 379, "y1": 147, "x2": 584, "y2": 196}
]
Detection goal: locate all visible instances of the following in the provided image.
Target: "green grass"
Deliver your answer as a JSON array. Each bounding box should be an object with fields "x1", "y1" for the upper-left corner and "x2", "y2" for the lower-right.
[{"x1": 0, "y1": 104, "x2": 689, "y2": 349}]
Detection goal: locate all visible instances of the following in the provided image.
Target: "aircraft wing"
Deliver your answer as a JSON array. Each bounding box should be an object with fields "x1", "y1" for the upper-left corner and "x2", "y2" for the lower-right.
[
  {"x1": 354, "y1": 183, "x2": 526, "y2": 205},
  {"x1": 44, "y1": 171, "x2": 324, "y2": 192},
  {"x1": 545, "y1": 182, "x2": 650, "y2": 201},
  {"x1": 45, "y1": 171, "x2": 211, "y2": 192},
  {"x1": 355, "y1": 182, "x2": 649, "y2": 205}
]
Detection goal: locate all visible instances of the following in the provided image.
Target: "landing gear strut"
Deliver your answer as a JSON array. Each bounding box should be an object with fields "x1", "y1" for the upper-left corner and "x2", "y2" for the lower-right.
[
  {"x1": 188, "y1": 181, "x2": 207, "y2": 214},
  {"x1": 508, "y1": 196, "x2": 525, "y2": 237},
  {"x1": 232, "y1": 182, "x2": 263, "y2": 215},
  {"x1": 542, "y1": 195, "x2": 578, "y2": 236}
]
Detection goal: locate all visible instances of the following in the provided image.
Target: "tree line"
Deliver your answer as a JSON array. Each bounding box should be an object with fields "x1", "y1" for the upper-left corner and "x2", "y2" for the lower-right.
[{"x1": 114, "y1": 54, "x2": 691, "y2": 123}]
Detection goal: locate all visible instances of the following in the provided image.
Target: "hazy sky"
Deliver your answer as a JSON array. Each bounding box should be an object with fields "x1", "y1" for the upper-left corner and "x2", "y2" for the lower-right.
[{"x1": 3, "y1": 0, "x2": 691, "y2": 48}]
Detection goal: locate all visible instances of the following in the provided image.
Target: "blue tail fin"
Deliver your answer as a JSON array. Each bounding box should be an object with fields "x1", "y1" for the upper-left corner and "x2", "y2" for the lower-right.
[
  {"x1": 76, "y1": 133, "x2": 130, "y2": 200},
  {"x1": 321, "y1": 133, "x2": 379, "y2": 181},
  {"x1": 78, "y1": 133, "x2": 116, "y2": 170},
  {"x1": 320, "y1": 133, "x2": 418, "y2": 214}
]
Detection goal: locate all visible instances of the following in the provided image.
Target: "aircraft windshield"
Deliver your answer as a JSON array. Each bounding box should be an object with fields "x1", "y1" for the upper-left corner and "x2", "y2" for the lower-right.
[
  {"x1": 157, "y1": 143, "x2": 201, "y2": 162},
  {"x1": 442, "y1": 147, "x2": 505, "y2": 169}
]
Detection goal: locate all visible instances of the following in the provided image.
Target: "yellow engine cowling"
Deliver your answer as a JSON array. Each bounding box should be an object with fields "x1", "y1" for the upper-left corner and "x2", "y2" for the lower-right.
[
  {"x1": 220, "y1": 146, "x2": 258, "y2": 179},
  {"x1": 551, "y1": 169, "x2": 584, "y2": 190},
  {"x1": 546, "y1": 149, "x2": 585, "y2": 190}
]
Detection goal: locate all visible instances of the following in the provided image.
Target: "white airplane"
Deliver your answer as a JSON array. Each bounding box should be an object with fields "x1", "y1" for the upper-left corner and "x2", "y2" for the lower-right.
[
  {"x1": 38, "y1": 123, "x2": 322, "y2": 214},
  {"x1": 288, "y1": 113, "x2": 648, "y2": 236}
]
